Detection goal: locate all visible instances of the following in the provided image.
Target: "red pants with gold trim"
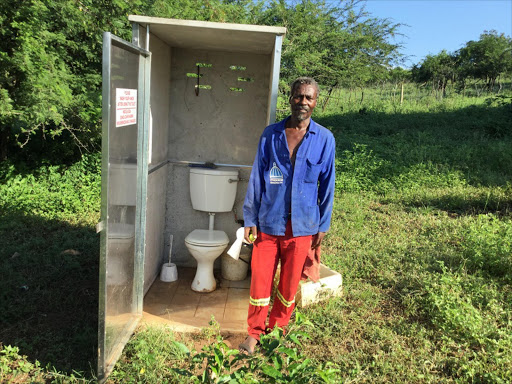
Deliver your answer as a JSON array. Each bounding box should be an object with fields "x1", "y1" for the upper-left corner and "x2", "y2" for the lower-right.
[{"x1": 247, "y1": 221, "x2": 312, "y2": 340}]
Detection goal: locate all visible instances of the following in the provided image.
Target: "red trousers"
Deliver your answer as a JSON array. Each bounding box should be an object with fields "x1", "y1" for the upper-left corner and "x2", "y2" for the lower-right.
[{"x1": 247, "y1": 221, "x2": 312, "y2": 340}]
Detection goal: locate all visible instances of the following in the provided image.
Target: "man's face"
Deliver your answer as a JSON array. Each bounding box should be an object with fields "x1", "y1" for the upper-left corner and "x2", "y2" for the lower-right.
[{"x1": 289, "y1": 84, "x2": 318, "y2": 122}]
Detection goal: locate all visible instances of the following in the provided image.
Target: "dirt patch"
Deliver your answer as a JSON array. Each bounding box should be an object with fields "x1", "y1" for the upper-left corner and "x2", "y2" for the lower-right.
[{"x1": 174, "y1": 330, "x2": 247, "y2": 352}]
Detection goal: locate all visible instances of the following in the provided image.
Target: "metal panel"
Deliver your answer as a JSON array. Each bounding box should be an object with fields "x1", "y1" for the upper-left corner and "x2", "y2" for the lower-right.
[
  {"x1": 132, "y1": 22, "x2": 149, "y2": 50},
  {"x1": 98, "y1": 32, "x2": 150, "y2": 383},
  {"x1": 268, "y1": 35, "x2": 283, "y2": 125}
]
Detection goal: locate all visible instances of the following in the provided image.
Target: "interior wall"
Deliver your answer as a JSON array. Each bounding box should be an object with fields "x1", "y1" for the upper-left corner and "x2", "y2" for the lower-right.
[
  {"x1": 166, "y1": 47, "x2": 271, "y2": 266},
  {"x1": 143, "y1": 33, "x2": 171, "y2": 293}
]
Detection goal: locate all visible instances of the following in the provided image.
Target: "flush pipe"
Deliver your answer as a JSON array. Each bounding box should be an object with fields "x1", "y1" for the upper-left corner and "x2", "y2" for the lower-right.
[
  {"x1": 120, "y1": 205, "x2": 128, "y2": 223},
  {"x1": 209, "y1": 213, "x2": 215, "y2": 231}
]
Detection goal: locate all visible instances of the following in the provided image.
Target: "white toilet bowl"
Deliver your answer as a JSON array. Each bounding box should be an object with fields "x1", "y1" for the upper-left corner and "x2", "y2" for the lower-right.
[{"x1": 185, "y1": 229, "x2": 229, "y2": 292}]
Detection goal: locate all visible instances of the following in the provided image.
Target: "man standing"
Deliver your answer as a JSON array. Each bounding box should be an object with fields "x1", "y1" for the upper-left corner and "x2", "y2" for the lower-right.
[{"x1": 239, "y1": 77, "x2": 336, "y2": 354}]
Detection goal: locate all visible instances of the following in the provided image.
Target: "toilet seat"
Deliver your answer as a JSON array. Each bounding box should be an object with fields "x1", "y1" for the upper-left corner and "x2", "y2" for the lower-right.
[{"x1": 185, "y1": 229, "x2": 229, "y2": 247}]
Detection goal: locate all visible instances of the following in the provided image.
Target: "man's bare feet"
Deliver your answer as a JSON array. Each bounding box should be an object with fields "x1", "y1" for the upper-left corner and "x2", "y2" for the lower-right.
[{"x1": 239, "y1": 335, "x2": 258, "y2": 355}]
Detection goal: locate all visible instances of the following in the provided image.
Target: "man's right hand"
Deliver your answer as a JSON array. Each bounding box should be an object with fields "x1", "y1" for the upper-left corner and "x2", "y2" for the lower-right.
[{"x1": 244, "y1": 226, "x2": 257, "y2": 244}]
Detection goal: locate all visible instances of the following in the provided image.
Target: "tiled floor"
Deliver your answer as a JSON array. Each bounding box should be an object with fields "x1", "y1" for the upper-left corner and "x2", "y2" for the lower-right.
[{"x1": 142, "y1": 267, "x2": 250, "y2": 333}]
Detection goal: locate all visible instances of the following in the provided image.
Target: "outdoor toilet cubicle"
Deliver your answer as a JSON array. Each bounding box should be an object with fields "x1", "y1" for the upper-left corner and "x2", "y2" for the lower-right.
[{"x1": 97, "y1": 16, "x2": 286, "y2": 381}]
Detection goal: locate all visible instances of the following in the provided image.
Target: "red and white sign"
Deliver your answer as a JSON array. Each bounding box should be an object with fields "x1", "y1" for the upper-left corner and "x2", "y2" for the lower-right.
[{"x1": 115, "y1": 88, "x2": 137, "y2": 127}]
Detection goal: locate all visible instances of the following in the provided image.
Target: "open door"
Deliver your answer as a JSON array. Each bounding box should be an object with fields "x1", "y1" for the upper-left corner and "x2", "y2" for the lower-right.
[{"x1": 97, "y1": 32, "x2": 150, "y2": 382}]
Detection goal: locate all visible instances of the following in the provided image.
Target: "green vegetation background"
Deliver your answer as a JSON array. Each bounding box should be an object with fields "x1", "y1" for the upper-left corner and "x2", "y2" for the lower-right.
[
  {"x1": 1, "y1": 0, "x2": 511, "y2": 382},
  {"x1": 2, "y1": 0, "x2": 510, "y2": 162}
]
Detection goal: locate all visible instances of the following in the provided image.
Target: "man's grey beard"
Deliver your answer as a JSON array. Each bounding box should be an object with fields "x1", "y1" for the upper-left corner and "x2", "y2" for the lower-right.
[
  {"x1": 293, "y1": 108, "x2": 309, "y2": 121},
  {"x1": 296, "y1": 113, "x2": 308, "y2": 121}
]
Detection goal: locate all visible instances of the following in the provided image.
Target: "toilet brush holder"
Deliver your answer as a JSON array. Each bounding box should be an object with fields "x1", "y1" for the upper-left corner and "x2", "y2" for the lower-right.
[
  {"x1": 161, "y1": 234, "x2": 177, "y2": 282},
  {"x1": 160, "y1": 262, "x2": 178, "y2": 282}
]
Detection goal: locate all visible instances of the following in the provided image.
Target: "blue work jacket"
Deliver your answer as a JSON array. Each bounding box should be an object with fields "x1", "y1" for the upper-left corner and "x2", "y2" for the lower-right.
[{"x1": 243, "y1": 117, "x2": 336, "y2": 237}]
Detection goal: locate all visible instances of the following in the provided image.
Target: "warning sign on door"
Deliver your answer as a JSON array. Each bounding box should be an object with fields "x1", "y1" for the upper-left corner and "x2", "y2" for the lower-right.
[{"x1": 116, "y1": 88, "x2": 137, "y2": 127}]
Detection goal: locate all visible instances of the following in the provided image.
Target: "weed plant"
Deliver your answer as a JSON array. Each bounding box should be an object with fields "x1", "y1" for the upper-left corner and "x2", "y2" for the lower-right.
[
  {"x1": 1, "y1": 88, "x2": 512, "y2": 382},
  {"x1": 110, "y1": 314, "x2": 338, "y2": 383}
]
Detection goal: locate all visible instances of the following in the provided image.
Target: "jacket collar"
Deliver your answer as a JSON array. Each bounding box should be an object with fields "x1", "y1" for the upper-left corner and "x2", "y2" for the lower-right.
[{"x1": 273, "y1": 116, "x2": 318, "y2": 135}]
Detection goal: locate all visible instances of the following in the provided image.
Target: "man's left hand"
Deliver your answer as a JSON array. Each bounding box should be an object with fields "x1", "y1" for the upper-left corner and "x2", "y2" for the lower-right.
[{"x1": 311, "y1": 232, "x2": 326, "y2": 249}]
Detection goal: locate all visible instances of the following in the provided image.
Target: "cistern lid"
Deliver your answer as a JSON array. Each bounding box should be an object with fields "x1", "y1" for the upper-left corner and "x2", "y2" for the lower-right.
[
  {"x1": 189, "y1": 166, "x2": 238, "y2": 176},
  {"x1": 185, "y1": 229, "x2": 229, "y2": 246}
]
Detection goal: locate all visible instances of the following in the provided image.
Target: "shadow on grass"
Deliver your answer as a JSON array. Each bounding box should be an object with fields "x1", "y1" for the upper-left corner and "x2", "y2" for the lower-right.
[
  {"x1": 0, "y1": 209, "x2": 99, "y2": 378},
  {"x1": 398, "y1": 191, "x2": 512, "y2": 217}
]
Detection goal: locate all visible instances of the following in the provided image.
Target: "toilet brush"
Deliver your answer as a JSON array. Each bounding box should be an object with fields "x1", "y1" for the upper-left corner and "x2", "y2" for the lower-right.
[
  {"x1": 168, "y1": 234, "x2": 173, "y2": 265},
  {"x1": 160, "y1": 234, "x2": 178, "y2": 282}
]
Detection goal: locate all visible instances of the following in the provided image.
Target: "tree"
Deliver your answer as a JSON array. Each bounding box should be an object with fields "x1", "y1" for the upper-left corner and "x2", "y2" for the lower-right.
[
  {"x1": 1, "y1": 0, "x2": 405, "y2": 160},
  {"x1": 456, "y1": 30, "x2": 512, "y2": 91},
  {"x1": 147, "y1": 0, "x2": 263, "y2": 24},
  {"x1": 254, "y1": 0, "x2": 403, "y2": 106},
  {"x1": 0, "y1": 0, "x2": 145, "y2": 162},
  {"x1": 412, "y1": 50, "x2": 456, "y2": 98},
  {"x1": 387, "y1": 66, "x2": 410, "y2": 104}
]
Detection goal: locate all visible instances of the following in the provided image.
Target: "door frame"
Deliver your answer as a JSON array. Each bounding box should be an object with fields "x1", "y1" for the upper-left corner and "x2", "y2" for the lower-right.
[{"x1": 97, "y1": 32, "x2": 151, "y2": 383}]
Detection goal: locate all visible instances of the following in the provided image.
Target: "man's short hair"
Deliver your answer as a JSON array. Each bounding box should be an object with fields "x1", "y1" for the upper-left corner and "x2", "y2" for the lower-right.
[{"x1": 290, "y1": 77, "x2": 320, "y2": 97}]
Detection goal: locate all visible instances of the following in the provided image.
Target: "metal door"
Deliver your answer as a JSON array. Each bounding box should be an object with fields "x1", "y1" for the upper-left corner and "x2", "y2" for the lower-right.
[{"x1": 97, "y1": 32, "x2": 150, "y2": 382}]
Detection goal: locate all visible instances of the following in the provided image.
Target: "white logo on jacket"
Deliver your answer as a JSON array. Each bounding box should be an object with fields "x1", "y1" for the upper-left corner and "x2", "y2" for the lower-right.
[{"x1": 269, "y1": 162, "x2": 283, "y2": 184}]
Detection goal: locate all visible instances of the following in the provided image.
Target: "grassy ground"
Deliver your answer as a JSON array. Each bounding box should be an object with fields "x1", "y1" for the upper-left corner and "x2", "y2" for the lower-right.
[
  {"x1": 1, "y1": 87, "x2": 511, "y2": 383},
  {"x1": 0, "y1": 156, "x2": 101, "y2": 382}
]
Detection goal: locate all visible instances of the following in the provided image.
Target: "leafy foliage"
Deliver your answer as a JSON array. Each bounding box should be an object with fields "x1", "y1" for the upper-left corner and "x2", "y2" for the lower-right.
[
  {"x1": 413, "y1": 31, "x2": 512, "y2": 95},
  {"x1": 168, "y1": 313, "x2": 339, "y2": 383},
  {"x1": 0, "y1": 0, "x2": 146, "y2": 162},
  {"x1": 0, "y1": 152, "x2": 101, "y2": 220},
  {"x1": 0, "y1": 0, "x2": 406, "y2": 161},
  {"x1": 458, "y1": 30, "x2": 512, "y2": 88},
  {"x1": 2, "y1": 0, "x2": 510, "y2": 161},
  {"x1": 256, "y1": 0, "x2": 403, "y2": 93}
]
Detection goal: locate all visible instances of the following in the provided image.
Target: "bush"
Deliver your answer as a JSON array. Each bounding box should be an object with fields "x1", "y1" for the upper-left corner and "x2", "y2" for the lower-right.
[{"x1": 0, "y1": 152, "x2": 101, "y2": 221}]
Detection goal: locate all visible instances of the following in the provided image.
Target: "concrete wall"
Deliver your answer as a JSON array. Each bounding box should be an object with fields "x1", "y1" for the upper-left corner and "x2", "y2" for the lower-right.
[
  {"x1": 166, "y1": 47, "x2": 271, "y2": 266},
  {"x1": 143, "y1": 34, "x2": 171, "y2": 293}
]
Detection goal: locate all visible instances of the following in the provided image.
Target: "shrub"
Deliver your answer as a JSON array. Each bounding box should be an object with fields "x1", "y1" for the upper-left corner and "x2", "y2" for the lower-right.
[{"x1": 0, "y1": 153, "x2": 101, "y2": 221}]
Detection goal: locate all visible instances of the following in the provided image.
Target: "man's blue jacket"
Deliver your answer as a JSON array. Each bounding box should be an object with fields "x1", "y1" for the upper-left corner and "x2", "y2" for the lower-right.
[{"x1": 243, "y1": 116, "x2": 336, "y2": 237}]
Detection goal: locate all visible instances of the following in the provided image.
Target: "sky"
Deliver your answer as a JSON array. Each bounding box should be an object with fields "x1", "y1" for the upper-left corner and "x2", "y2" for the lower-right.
[{"x1": 358, "y1": 0, "x2": 512, "y2": 67}]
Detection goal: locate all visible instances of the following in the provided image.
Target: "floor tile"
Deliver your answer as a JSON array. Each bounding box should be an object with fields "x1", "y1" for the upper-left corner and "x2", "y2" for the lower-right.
[
  {"x1": 176, "y1": 267, "x2": 195, "y2": 280},
  {"x1": 228, "y1": 277, "x2": 251, "y2": 289},
  {"x1": 224, "y1": 308, "x2": 247, "y2": 321},
  {"x1": 195, "y1": 306, "x2": 225, "y2": 320},
  {"x1": 163, "y1": 307, "x2": 197, "y2": 319},
  {"x1": 226, "y1": 288, "x2": 250, "y2": 309},
  {"x1": 144, "y1": 302, "x2": 170, "y2": 316},
  {"x1": 142, "y1": 267, "x2": 250, "y2": 333},
  {"x1": 198, "y1": 288, "x2": 228, "y2": 308},
  {"x1": 170, "y1": 289, "x2": 201, "y2": 307},
  {"x1": 145, "y1": 289, "x2": 176, "y2": 305}
]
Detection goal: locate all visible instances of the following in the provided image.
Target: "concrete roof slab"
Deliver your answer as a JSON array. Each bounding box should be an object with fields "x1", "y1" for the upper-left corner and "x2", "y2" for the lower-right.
[{"x1": 128, "y1": 16, "x2": 286, "y2": 54}]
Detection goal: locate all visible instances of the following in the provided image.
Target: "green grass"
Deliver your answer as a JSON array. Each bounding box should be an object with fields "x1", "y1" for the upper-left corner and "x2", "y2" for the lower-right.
[{"x1": 1, "y1": 88, "x2": 511, "y2": 383}]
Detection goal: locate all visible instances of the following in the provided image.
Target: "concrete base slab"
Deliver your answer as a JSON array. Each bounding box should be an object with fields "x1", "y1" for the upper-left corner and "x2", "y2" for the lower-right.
[{"x1": 142, "y1": 267, "x2": 250, "y2": 333}]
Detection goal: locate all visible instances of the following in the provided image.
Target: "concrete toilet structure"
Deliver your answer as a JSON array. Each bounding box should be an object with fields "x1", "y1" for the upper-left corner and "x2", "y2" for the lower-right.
[{"x1": 98, "y1": 16, "x2": 286, "y2": 381}]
